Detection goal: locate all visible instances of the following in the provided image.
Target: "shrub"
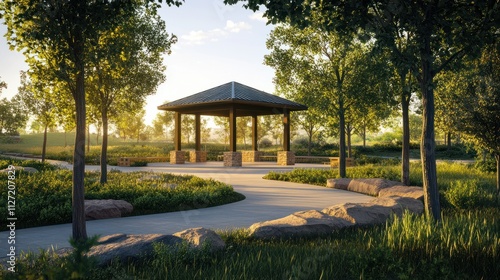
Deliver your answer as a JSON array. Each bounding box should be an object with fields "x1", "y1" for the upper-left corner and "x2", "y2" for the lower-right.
[
  {"x1": 444, "y1": 180, "x2": 496, "y2": 209},
  {"x1": 259, "y1": 138, "x2": 273, "y2": 148}
]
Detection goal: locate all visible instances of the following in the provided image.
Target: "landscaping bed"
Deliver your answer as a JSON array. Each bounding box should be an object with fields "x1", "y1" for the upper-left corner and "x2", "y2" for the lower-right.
[{"x1": 0, "y1": 157, "x2": 245, "y2": 229}]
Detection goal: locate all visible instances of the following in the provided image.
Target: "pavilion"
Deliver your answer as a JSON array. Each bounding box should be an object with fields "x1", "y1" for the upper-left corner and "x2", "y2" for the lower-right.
[{"x1": 157, "y1": 81, "x2": 307, "y2": 166}]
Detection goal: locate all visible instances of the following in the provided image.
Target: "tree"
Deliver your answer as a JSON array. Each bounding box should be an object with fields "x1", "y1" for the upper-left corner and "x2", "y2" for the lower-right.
[
  {"x1": 226, "y1": 0, "x2": 500, "y2": 220},
  {"x1": 153, "y1": 111, "x2": 174, "y2": 140},
  {"x1": 0, "y1": 96, "x2": 27, "y2": 135},
  {"x1": 0, "y1": 77, "x2": 6, "y2": 94},
  {"x1": 265, "y1": 22, "x2": 383, "y2": 177},
  {"x1": 86, "y1": 4, "x2": 175, "y2": 183},
  {"x1": 438, "y1": 41, "x2": 500, "y2": 196},
  {"x1": 1, "y1": 0, "x2": 183, "y2": 240},
  {"x1": 16, "y1": 71, "x2": 57, "y2": 162}
]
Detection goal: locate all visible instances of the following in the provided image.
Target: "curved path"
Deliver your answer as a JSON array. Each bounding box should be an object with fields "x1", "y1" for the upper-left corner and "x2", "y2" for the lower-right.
[{"x1": 3, "y1": 162, "x2": 373, "y2": 253}]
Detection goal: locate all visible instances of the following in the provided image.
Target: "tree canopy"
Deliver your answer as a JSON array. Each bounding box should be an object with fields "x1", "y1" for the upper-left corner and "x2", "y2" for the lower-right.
[{"x1": 226, "y1": 0, "x2": 500, "y2": 220}]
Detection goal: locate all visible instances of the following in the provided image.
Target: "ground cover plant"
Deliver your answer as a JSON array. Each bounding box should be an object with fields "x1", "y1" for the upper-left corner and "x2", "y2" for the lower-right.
[{"x1": 0, "y1": 157, "x2": 244, "y2": 229}]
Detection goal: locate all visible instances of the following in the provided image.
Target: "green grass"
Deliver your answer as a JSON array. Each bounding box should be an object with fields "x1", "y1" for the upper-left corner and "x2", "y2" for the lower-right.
[
  {"x1": 6, "y1": 210, "x2": 499, "y2": 279},
  {"x1": 0, "y1": 157, "x2": 245, "y2": 229}
]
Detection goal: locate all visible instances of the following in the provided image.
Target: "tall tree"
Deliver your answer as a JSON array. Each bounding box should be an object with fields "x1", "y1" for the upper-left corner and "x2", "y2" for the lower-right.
[
  {"x1": 226, "y1": 0, "x2": 500, "y2": 220},
  {"x1": 438, "y1": 41, "x2": 500, "y2": 196},
  {"x1": 1, "y1": 0, "x2": 183, "y2": 240},
  {"x1": 265, "y1": 22, "x2": 381, "y2": 177},
  {"x1": 0, "y1": 96, "x2": 27, "y2": 136},
  {"x1": 0, "y1": 77, "x2": 6, "y2": 94},
  {"x1": 153, "y1": 111, "x2": 174, "y2": 140},
  {"x1": 16, "y1": 71, "x2": 56, "y2": 162},
  {"x1": 86, "y1": 4, "x2": 176, "y2": 183}
]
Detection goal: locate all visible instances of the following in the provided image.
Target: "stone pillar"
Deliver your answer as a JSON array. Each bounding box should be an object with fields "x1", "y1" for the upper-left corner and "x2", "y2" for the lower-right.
[
  {"x1": 223, "y1": 151, "x2": 242, "y2": 167},
  {"x1": 170, "y1": 151, "x2": 185, "y2": 164},
  {"x1": 190, "y1": 151, "x2": 207, "y2": 163},
  {"x1": 242, "y1": 151, "x2": 263, "y2": 162},
  {"x1": 277, "y1": 151, "x2": 295, "y2": 166}
]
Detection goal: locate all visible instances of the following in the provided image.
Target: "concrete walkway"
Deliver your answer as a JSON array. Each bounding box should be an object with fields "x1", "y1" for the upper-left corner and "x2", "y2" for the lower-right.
[{"x1": 2, "y1": 162, "x2": 373, "y2": 253}]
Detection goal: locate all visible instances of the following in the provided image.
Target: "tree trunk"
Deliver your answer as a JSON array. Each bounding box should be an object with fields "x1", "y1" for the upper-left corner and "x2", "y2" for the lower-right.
[
  {"x1": 87, "y1": 124, "x2": 90, "y2": 152},
  {"x1": 401, "y1": 74, "x2": 411, "y2": 186},
  {"x1": 420, "y1": 36, "x2": 441, "y2": 221},
  {"x1": 100, "y1": 110, "x2": 108, "y2": 184},
  {"x1": 42, "y1": 124, "x2": 48, "y2": 163},
  {"x1": 308, "y1": 132, "x2": 312, "y2": 156},
  {"x1": 495, "y1": 154, "x2": 499, "y2": 198},
  {"x1": 362, "y1": 124, "x2": 366, "y2": 148},
  {"x1": 339, "y1": 103, "x2": 347, "y2": 178},
  {"x1": 447, "y1": 132, "x2": 452, "y2": 149},
  {"x1": 347, "y1": 123, "x2": 352, "y2": 158},
  {"x1": 72, "y1": 52, "x2": 87, "y2": 241}
]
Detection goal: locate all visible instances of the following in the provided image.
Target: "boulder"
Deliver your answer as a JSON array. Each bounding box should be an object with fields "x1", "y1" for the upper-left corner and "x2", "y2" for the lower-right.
[
  {"x1": 249, "y1": 210, "x2": 353, "y2": 239},
  {"x1": 326, "y1": 178, "x2": 352, "y2": 190},
  {"x1": 346, "y1": 179, "x2": 402, "y2": 196},
  {"x1": 0, "y1": 166, "x2": 38, "y2": 174},
  {"x1": 378, "y1": 186, "x2": 424, "y2": 200},
  {"x1": 85, "y1": 199, "x2": 133, "y2": 220},
  {"x1": 173, "y1": 227, "x2": 225, "y2": 252},
  {"x1": 369, "y1": 196, "x2": 424, "y2": 216},
  {"x1": 87, "y1": 233, "x2": 183, "y2": 266},
  {"x1": 322, "y1": 202, "x2": 393, "y2": 227}
]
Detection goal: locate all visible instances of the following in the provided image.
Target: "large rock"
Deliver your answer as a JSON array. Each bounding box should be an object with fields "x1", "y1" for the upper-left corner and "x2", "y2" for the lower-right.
[
  {"x1": 326, "y1": 178, "x2": 351, "y2": 190},
  {"x1": 0, "y1": 166, "x2": 38, "y2": 174},
  {"x1": 369, "y1": 196, "x2": 424, "y2": 216},
  {"x1": 87, "y1": 233, "x2": 183, "y2": 266},
  {"x1": 348, "y1": 179, "x2": 402, "y2": 196},
  {"x1": 85, "y1": 199, "x2": 133, "y2": 220},
  {"x1": 322, "y1": 202, "x2": 393, "y2": 227},
  {"x1": 378, "y1": 186, "x2": 424, "y2": 200},
  {"x1": 249, "y1": 210, "x2": 353, "y2": 239},
  {"x1": 173, "y1": 227, "x2": 225, "y2": 252},
  {"x1": 56, "y1": 227, "x2": 225, "y2": 266}
]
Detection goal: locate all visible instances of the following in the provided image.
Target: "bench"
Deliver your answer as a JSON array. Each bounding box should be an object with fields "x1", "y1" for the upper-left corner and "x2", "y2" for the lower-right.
[
  {"x1": 329, "y1": 157, "x2": 355, "y2": 168},
  {"x1": 118, "y1": 157, "x2": 169, "y2": 167}
]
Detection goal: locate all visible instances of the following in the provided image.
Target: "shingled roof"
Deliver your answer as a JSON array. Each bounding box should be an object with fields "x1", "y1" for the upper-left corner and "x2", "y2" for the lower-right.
[{"x1": 158, "y1": 81, "x2": 307, "y2": 116}]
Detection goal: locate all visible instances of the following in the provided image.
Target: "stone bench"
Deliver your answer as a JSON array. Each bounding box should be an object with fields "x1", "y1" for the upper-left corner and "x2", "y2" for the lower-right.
[{"x1": 118, "y1": 157, "x2": 169, "y2": 167}]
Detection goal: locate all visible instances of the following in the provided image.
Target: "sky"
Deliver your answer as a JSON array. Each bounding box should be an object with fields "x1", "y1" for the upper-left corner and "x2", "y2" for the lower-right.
[{"x1": 0, "y1": 0, "x2": 276, "y2": 125}]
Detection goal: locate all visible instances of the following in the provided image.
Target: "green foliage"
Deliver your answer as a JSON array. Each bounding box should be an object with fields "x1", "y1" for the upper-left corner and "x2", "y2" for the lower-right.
[
  {"x1": 0, "y1": 159, "x2": 244, "y2": 229},
  {"x1": 444, "y1": 180, "x2": 496, "y2": 209},
  {"x1": 3, "y1": 236, "x2": 99, "y2": 279}
]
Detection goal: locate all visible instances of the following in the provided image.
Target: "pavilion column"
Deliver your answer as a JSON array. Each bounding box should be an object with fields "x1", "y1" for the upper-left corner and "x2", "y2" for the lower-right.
[
  {"x1": 243, "y1": 115, "x2": 262, "y2": 162},
  {"x1": 224, "y1": 106, "x2": 242, "y2": 166},
  {"x1": 278, "y1": 109, "x2": 295, "y2": 165},
  {"x1": 170, "y1": 112, "x2": 185, "y2": 164},
  {"x1": 190, "y1": 113, "x2": 207, "y2": 162}
]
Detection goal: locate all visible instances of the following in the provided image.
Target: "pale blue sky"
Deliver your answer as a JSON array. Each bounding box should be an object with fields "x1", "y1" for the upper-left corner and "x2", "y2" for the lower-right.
[{"x1": 0, "y1": 1, "x2": 276, "y2": 124}]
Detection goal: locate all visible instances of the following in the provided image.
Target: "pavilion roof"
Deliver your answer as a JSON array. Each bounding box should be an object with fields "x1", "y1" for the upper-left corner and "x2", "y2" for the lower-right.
[{"x1": 158, "y1": 81, "x2": 307, "y2": 116}]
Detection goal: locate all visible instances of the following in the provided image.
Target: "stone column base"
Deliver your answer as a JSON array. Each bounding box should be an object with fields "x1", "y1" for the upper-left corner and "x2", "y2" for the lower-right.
[
  {"x1": 190, "y1": 151, "x2": 207, "y2": 163},
  {"x1": 223, "y1": 152, "x2": 242, "y2": 167},
  {"x1": 278, "y1": 151, "x2": 295, "y2": 166},
  {"x1": 170, "y1": 151, "x2": 185, "y2": 164},
  {"x1": 242, "y1": 151, "x2": 262, "y2": 162}
]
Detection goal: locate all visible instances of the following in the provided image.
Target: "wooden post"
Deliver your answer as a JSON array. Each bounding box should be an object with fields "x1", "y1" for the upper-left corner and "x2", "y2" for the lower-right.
[
  {"x1": 252, "y1": 115, "x2": 258, "y2": 151},
  {"x1": 283, "y1": 109, "x2": 290, "y2": 151},
  {"x1": 174, "y1": 112, "x2": 181, "y2": 151},
  {"x1": 229, "y1": 107, "x2": 237, "y2": 152},
  {"x1": 195, "y1": 113, "x2": 201, "y2": 151}
]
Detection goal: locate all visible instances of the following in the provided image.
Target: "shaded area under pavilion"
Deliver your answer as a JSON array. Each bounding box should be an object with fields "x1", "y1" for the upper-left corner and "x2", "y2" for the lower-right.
[{"x1": 158, "y1": 81, "x2": 307, "y2": 166}]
